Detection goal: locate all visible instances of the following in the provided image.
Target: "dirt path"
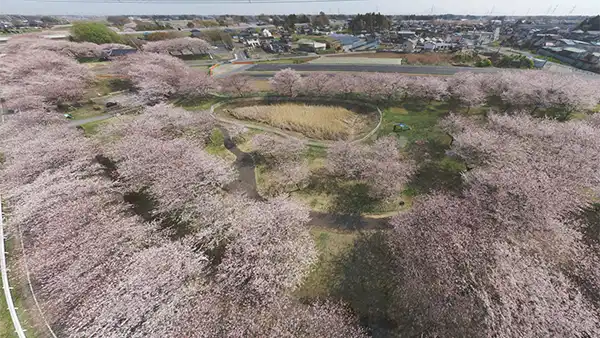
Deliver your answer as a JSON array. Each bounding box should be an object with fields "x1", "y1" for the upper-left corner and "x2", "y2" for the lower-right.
[{"x1": 218, "y1": 127, "x2": 391, "y2": 230}]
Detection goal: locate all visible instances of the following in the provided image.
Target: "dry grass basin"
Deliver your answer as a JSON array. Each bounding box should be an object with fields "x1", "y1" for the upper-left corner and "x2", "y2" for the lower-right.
[{"x1": 217, "y1": 98, "x2": 379, "y2": 141}]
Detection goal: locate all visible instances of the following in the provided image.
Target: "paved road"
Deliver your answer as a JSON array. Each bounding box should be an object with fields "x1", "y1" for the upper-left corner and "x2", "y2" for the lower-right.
[
  {"x1": 118, "y1": 24, "x2": 274, "y2": 36},
  {"x1": 246, "y1": 63, "x2": 502, "y2": 75},
  {"x1": 0, "y1": 195, "x2": 27, "y2": 338}
]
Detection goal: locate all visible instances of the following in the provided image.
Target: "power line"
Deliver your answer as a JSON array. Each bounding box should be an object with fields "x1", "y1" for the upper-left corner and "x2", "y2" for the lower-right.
[{"x1": 25, "y1": 0, "x2": 364, "y2": 3}]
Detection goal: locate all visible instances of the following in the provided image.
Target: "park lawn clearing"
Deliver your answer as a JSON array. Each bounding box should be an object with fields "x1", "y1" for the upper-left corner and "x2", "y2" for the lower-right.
[
  {"x1": 295, "y1": 227, "x2": 358, "y2": 301},
  {"x1": 173, "y1": 97, "x2": 221, "y2": 111},
  {"x1": 79, "y1": 118, "x2": 114, "y2": 135},
  {"x1": 380, "y1": 101, "x2": 452, "y2": 145},
  {"x1": 205, "y1": 129, "x2": 236, "y2": 162},
  {"x1": 227, "y1": 103, "x2": 371, "y2": 141},
  {"x1": 67, "y1": 104, "x2": 106, "y2": 120},
  {"x1": 0, "y1": 238, "x2": 42, "y2": 338},
  {"x1": 291, "y1": 177, "x2": 410, "y2": 216},
  {"x1": 249, "y1": 80, "x2": 272, "y2": 92}
]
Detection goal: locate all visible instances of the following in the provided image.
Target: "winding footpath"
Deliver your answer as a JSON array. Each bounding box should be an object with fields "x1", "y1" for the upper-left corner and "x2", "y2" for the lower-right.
[{"x1": 218, "y1": 127, "x2": 391, "y2": 230}]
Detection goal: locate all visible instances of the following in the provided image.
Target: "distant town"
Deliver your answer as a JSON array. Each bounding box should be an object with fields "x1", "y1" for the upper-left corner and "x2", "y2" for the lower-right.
[{"x1": 1, "y1": 13, "x2": 599, "y2": 73}]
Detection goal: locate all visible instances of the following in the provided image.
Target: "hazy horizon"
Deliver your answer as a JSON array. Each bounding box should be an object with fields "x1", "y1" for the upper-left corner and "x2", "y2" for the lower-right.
[{"x1": 1, "y1": 0, "x2": 599, "y2": 17}]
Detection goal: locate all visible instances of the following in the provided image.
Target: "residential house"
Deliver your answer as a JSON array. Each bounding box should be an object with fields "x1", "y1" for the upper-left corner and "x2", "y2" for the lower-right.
[
  {"x1": 262, "y1": 29, "x2": 272, "y2": 38},
  {"x1": 329, "y1": 34, "x2": 361, "y2": 52},
  {"x1": 102, "y1": 48, "x2": 137, "y2": 59},
  {"x1": 423, "y1": 41, "x2": 436, "y2": 51},
  {"x1": 402, "y1": 39, "x2": 417, "y2": 52},
  {"x1": 244, "y1": 38, "x2": 261, "y2": 48},
  {"x1": 396, "y1": 31, "x2": 417, "y2": 42},
  {"x1": 297, "y1": 38, "x2": 326, "y2": 52}
]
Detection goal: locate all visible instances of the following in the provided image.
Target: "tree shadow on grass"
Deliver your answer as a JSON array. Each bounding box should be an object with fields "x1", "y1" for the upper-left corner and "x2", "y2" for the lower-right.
[
  {"x1": 405, "y1": 159, "x2": 466, "y2": 196},
  {"x1": 328, "y1": 231, "x2": 399, "y2": 337},
  {"x1": 306, "y1": 173, "x2": 380, "y2": 216}
]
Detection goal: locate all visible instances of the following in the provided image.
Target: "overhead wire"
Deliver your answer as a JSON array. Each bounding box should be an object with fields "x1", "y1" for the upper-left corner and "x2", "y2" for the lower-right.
[{"x1": 25, "y1": 0, "x2": 364, "y2": 3}]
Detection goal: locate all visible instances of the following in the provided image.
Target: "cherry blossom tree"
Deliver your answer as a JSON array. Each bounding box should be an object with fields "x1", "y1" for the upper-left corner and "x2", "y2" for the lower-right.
[
  {"x1": 105, "y1": 103, "x2": 215, "y2": 141},
  {"x1": 361, "y1": 136, "x2": 415, "y2": 198},
  {"x1": 326, "y1": 141, "x2": 369, "y2": 179},
  {"x1": 404, "y1": 76, "x2": 448, "y2": 102},
  {"x1": 379, "y1": 112, "x2": 600, "y2": 337},
  {"x1": 357, "y1": 73, "x2": 406, "y2": 102},
  {"x1": 216, "y1": 197, "x2": 317, "y2": 303},
  {"x1": 0, "y1": 51, "x2": 92, "y2": 110},
  {"x1": 0, "y1": 124, "x2": 96, "y2": 189},
  {"x1": 5, "y1": 37, "x2": 102, "y2": 58},
  {"x1": 106, "y1": 135, "x2": 235, "y2": 214},
  {"x1": 218, "y1": 74, "x2": 253, "y2": 97},
  {"x1": 330, "y1": 73, "x2": 358, "y2": 98},
  {"x1": 301, "y1": 72, "x2": 332, "y2": 97},
  {"x1": 112, "y1": 52, "x2": 215, "y2": 102},
  {"x1": 386, "y1": 191, "x2": 599, "y2": 337},
  {"x1": 111, "y1": 52, "x2": 189, "y2": 102},
  {"x1": 327, "y1": 136, "x2": 414, "y2": 198},
  {"x1": 177, "y1": 297, "x2": 367, "y2": 338},
  {"x1": 251, "y1": 134, "x2": 310, "y2": 194},
  {"x1": 446, "y1": 72, "x2": 485, "y2": 110},
  {"x1": 142, "y1": 37, "x2": 212, "y2": 55},
  {"x1": 251, "y1": 133, "x2": 306, "y2": 164},
  {"x1": 178, "y1": 68, "x2": 217, "y2": 98},
  {"x1": 270, "y1": 68, "x2": 303, "y2": 97}
]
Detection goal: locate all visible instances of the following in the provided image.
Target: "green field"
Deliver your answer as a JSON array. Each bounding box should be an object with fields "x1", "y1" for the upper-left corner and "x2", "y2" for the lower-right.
[{"x1": 0, "y1": 239, "x2": 41, "y2": 338}]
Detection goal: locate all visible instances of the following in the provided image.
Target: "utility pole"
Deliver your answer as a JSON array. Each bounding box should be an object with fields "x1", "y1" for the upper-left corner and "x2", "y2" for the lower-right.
[{"x1": 0, "y1": 98, "x2": 6, "y2": 124}]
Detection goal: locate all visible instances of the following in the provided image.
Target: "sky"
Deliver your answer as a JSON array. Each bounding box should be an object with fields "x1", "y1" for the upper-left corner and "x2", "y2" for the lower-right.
[{"x1": 1, "y1": 0, "x2": 599, "y2": 16}]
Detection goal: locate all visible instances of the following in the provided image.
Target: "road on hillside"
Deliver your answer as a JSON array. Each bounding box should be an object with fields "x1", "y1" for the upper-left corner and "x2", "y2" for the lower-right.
[
  {"x1": 118, "y1": 24, "x2": 274, "y2": 35},
  {"x1": 246, "y1": 63, "x2": 502, "y2": 75}
]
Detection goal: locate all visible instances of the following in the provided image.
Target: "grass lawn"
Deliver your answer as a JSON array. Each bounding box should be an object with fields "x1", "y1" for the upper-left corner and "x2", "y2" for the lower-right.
[
  {"x1": 284, "y1": 100, "x2": 468, "y2": 215},
  {"x1": 227, "y1": 103, "x2": 372, "y2": 141},
  {"x1": 205, "y1": 128, "x2": 236, "y2": 162},
  {"x1": 291, "y1": 174, "x2": 411, "y2": 216},
  {"x1": 0, "y1": 239, "x2": 41, "y2": 338},
  {"x1": 0, "y1": 290, "x2": 14, "y2": 338},
  {"x1": 173, "y1": 97, "x2": 222, "y2": 111},
  {"x1": 67, "y1": 104, "x2": 106, "y2": 120},
  {"x1": 379, "y1": 100, "x2": 452, "y2": 145},
  {"x1": 79, "y1": 118, "x2": 114, "y2": 135},
  {"x1": 249, "y1": 80, "x2": 272, "y2": 92},
  {"x1": 295, "y1": 227, "x2": 358, "y2": 300}
]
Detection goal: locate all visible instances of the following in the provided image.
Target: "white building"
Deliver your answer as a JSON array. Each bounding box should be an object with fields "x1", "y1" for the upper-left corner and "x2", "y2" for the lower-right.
[
  {"x1": 245, "y1": 38, "x2": 260, "y2": 48},
  {"x1": 262, "y1": 29, "x2": 273, "y2": 38}
]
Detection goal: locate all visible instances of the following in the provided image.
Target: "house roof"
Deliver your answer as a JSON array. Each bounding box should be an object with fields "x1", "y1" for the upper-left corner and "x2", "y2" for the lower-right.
[
  {"x1": 563, "y1": 47, "x2": 587, "y2": 54},
  {"x1": 559, "y1": 39, "x2": 576, "y2": 45},
  {"x1": 329, "y1": 34, "x2": 361, "y2": 46},
  {"x1": 572, "y1": 40, "x2": 590, "y2": 45},
  {"x1": 297, "y1": 38, "x2": 316, "y2": 44}
]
